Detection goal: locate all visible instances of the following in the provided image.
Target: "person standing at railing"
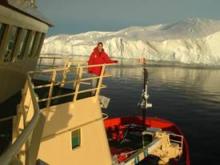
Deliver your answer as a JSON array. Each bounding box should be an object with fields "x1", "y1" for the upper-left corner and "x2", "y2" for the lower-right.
[{"x1": 88, "y1": 42, "x2": 117, "y2": 95}]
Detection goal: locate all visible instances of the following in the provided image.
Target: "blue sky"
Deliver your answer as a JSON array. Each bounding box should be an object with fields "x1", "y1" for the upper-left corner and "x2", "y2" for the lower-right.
[{"x1": 38, "y1": 0, "x2": 220, "y2": 36}]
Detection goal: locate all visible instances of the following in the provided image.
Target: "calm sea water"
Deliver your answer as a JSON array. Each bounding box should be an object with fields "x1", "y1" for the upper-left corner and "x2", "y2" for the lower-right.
[{"x1": 100, "y1": 63, "x2": 220, "y2": 165}]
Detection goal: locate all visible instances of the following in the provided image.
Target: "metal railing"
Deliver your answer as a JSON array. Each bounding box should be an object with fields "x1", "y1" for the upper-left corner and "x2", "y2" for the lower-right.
[
  {"x1": 0, "y1": 75, "x2": 41, "y2": 165},
  {"x1": 169, "y1": 133, "x2": 184, "y2": 153},
  {"x1": 0, "y1": 62, "x2": 114, "y2": 164},
  {"x1": 32, "y1": 63, "x2": 114, "y2": 108},
  {"x1": 37, "y1": 55, "x2": 86, "y2": 69}
]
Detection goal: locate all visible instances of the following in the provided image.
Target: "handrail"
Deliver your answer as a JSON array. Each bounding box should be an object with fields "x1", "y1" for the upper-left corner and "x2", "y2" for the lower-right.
[
  {"x1": 32, "y1": 63, "x2": 116, "y2": 74},
  {"x1": 33, "y1": 74, "x2": 111, "y2": 90},
  {"x1": 0, "y1": 76, "x2": 41, "y2": 165},
  {"x1": 31, "y1": 63, "x2": 115, "y2": 107},
  {"x1": 169, "y1": 133, "x2": 184, "y2": 149},
  {"x1": 37, "y1": 55, "x2": 87, "y2": 69},
  {"x1": 0, "y1": 62, "x2": 114, "y2": 164},
  {"x1": 0, "y1": 116, "x2": 14, "y2": 122},
  {"x1": 37, "y1": 85, "x2": 107, "y2": 103}
]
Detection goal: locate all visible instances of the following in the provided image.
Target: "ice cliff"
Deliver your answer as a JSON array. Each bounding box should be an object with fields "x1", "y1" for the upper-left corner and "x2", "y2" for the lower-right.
[{"x1": 41, "y1": 18, "x2": 220, "y2": 66}]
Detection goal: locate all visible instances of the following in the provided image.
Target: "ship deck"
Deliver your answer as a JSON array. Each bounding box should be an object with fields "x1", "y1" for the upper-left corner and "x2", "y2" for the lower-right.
[
  {"x1": 0, "y1": 79, "x2": 92, "y2": 154},
  {"x1": 32, "y1": 79, "x2": 92, "y2": 109}
]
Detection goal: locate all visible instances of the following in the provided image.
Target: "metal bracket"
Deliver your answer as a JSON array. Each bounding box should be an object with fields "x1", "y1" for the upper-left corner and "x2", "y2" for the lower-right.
[{"x1": 99, "y1": 95, "x2": 110, "y2": 109}]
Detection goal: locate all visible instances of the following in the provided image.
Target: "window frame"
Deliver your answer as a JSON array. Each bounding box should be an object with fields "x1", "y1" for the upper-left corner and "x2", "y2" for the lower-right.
[
  {"x1": 35, "y1": 33, "x2": 45, "y2": 58},
  {"x1": 30, "y1": 32, "x2": 42, "y2": 58},
  {"x1": 27, "y1": 31, "x2": 36, "y2": 57},
  {"x1": 0, "y1": 23, "x2": 5, "y2": 47},
  {"x1": 11, "y1": 28, "x2": 28, "y2": 61},
  {"x1": 3, "y1": 26, "x2": 19, "y2": 62},
  {"x1": 16, "y1": 29, "x2": 28, "y2": 60},
  {"x1": 20, "y1": 30, "x2": 35, "y2": 59}
]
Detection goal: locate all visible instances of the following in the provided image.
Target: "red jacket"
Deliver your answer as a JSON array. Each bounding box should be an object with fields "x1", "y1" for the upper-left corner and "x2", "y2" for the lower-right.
[{"x1": 88, "y1": 47, "x2": 117, "y2": 76}]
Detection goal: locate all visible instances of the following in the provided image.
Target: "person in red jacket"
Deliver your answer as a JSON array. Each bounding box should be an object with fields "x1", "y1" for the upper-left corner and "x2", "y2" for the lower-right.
[
  {"x1": 88, "y1": 42, "x2": 117, "y2": 94},
  {"x1": 88, "y1": 42, "x2": 117, "y2": 76}
]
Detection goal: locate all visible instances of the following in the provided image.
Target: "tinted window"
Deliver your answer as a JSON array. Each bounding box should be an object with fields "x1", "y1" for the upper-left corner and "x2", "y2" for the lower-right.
[
  {"x1": 0, "y1": 23, "x2": 6, "y2": 48},
  {"x1": 35, "y1": 33, "x2": 45, "y2": 57},
  {"x1": 0, "y1": 24, "x2": 3, "y2": 44},
  {"x1": 72, "y1": 129, "x2": 81, "y2": 149},
  {"x1": 17, "y1": 30, "x2": 28, "y2": 60},
  {"x1": 30, "y1": 32, "x2": 41, "y2": 57},
  {"x1": 27, "y1": 32, "x2": 36, "y2": 57},
  {"x1": 4, "y1": 26, "x2": 18, "y2": 62},
  {"x1": 19, "y1": 30, "x2": 31, "y2": 59}
]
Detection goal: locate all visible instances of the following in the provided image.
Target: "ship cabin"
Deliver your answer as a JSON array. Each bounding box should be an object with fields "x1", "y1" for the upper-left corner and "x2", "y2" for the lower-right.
[{"x1": 0, "y1": 0, "x2": 52, "y2": 103}]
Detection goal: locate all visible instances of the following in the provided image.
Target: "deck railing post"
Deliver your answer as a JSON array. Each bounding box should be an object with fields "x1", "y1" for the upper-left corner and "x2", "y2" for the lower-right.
[
  {"x1": 61, "y1": 61, "x2": 71, "y2": 87},
  {"x1": 95, "y1": 65, "x2": 106, "y2": 97},
  {"x1": 73, "y1": 64, "x2": 80, "y2": 89},
  {"x1": 52, "y1": 57, "x2": 55, "y2": 67},
  {"x1": 47, "y1": 70, "x2": 56, "y2": 107},
  {"x1": 73, "y1": 66, "x2": 82, "y2": 102},
  {"x1": 25, "y1": 114, "x2": 46, "y2": 165},
  {"x1": 38, "y1": 56, "x2": 42, "y2": 68}
]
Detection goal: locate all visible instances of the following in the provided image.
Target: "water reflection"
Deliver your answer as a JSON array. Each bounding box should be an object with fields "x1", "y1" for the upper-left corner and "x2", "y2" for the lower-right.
[
  {"x1": 103, "y1": 65, "x2": 220, "y2": 164},
  {"x1": 109, "y1": 66, "x2": 220, "y2": 104}
]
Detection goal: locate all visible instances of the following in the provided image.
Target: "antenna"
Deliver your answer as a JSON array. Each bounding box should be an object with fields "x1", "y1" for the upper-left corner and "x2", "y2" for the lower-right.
[{"x1": 137, "y1": 58, "x2": 152, "y2": 127}]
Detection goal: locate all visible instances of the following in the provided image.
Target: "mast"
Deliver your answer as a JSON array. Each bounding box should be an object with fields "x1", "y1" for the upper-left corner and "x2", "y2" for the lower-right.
[{"x1": 138, "y1": 58, "x2": 152, "y2": 127}]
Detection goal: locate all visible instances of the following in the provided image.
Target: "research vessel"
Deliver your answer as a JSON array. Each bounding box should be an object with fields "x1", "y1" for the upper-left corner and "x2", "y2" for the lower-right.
[{"x1": 0, "y1": 1, "x2": 190, "y2": 164}]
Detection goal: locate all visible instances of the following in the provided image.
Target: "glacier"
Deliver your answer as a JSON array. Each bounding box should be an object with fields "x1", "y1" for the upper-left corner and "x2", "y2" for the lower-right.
[{"x1": 41, "y1": 18, "x2": 220, "y2": 66}]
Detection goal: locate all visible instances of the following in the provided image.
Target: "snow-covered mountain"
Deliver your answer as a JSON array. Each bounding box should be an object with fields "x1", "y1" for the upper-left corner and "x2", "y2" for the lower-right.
[{"x1": 42, "y1": 18, "x2": 220, "y2": 66}]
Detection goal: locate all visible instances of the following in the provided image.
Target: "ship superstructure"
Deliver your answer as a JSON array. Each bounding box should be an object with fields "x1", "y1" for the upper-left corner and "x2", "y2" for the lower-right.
[{"x1": 0, "y1": 0, "x2": 52, "y2": 103}]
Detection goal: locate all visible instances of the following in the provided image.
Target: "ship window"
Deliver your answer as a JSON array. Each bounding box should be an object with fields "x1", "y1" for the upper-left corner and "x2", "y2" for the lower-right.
[
  {"x1": 71, "y1": 129, "x2": 81, "y2": 149},
  {"x1": 35, "y1": 33, "x2": 45, "y2": 57},
  {"x1": 30, "y1": 32, "x2": 41, "y2": 57},
  {"x1": 0, "y1": 23, "x2": 2, "y2": 36},
  {"x1": 19, "y1": 30, "x2": 31, "y2": 59},
  {"x1": 0, "y1": 23, "x2": 5, "y2": 46},
  {"x1": 16, "y1": 29, "x2": 28, "y2": 60},
  {"x1": 4, "y1": 26, "x2": 18, "y2": 62},
  {"x1": 27, "y1": 31, "x2": 36, "y2": 57}
]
